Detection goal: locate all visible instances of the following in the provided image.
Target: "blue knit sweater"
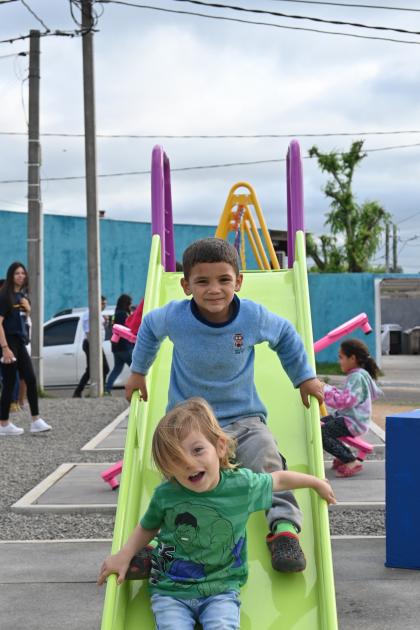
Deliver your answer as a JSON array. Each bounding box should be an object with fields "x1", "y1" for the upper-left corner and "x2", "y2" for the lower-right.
[{"x1": 131, "y1": 296, "x2": 315, "y2": 426}]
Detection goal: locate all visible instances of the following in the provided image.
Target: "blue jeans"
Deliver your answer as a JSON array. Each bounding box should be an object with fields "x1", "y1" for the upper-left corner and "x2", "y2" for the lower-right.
[
  {"x1": 105, "y1": 349, "x2": 132, "y2": 392},
  {"x1": 150, "y1": 591, "x2": 240, "y2": 630}
]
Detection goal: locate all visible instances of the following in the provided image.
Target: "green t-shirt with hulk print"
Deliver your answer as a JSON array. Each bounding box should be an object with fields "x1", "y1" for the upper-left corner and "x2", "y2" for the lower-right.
[{"x1": 140, "y1": 467, "x2": 273, "y2": 599}]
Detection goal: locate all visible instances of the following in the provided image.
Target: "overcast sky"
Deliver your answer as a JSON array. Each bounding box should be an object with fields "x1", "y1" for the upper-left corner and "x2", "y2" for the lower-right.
[{"x1": 1, "y1": 0, "x2": 420, "y2": 272}]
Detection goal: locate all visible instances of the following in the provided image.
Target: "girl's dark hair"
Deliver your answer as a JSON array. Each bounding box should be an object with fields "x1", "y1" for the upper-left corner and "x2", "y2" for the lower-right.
[
  {"x1": 115, "y1": 293, "x2": 132, "y2": 313},
  {"x1": 340, "y1": 338, "x2": 380, "y2": 380},
  {"x1": 182, "y1": 238, "x2": 240, "y2": 279},
  {"x1": 0, "y1": 262, "x2": 28, "y2": 310}
]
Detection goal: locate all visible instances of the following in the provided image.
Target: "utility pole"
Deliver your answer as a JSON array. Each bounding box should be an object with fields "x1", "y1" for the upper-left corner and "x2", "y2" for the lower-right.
[
  {"x1": 81, "y1": 0, "x2": 102, "y2": 396},
  {"x1": 27, "y1": 30, "x2": 44, "y2": 388},
  {"x1": 392, "y1": 223, "x2": 398, "y2": 273},
  {"x1": 384, "y1": 222, "x2": 390, "y2": 273}
]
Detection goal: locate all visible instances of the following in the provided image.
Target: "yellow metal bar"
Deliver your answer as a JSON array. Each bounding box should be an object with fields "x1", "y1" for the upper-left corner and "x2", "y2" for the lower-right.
[
  {"x1": 250, "y1": 189, "x2": 280, "y2": 269},
  {"x1": 245, "y1": 209, "x2": 271, "y2": 269},
  {"x1": 240, "y1": 218, "x2": 246, "y2": 269},
  {"x1": 215, "y1": 181, "x2": 280, "y2": 270},
  {"x1": 215, "y1": 183, "x2": 243, "y2": 239},
  {"x1": 244, "y1": 221, "x2": 264, "y2": 269}
]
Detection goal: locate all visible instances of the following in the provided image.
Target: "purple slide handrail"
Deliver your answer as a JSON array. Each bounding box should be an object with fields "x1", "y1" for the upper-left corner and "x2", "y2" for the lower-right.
[
  {"x1": 286, "y1": 140, "x2": 304, "y2": 267},
  {"x1": 151, "y1": 145, "x2": 176, "y2": 271}
]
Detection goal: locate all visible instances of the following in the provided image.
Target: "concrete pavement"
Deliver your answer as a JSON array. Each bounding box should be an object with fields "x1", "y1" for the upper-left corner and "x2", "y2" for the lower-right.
[{"x1": 1, "y1": 355, "x2": 419, "y2": 629}]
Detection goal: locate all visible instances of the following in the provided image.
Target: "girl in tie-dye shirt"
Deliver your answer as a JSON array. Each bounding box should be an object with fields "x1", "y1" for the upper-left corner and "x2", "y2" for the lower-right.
[{"x1": 321, "y1": 339, "x2": 382, "y2": 478}]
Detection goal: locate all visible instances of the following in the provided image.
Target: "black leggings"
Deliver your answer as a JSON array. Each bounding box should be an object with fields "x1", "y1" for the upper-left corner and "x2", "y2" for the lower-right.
[
  {"x1": 321, "y1": 414, "x2": 356, "y2": 464},
  {"x1": 0, "y1": 335, "x2": 39, "y2": 420},
  {"x1": 73, "y1": 338, "x2": 110, "y2": 396}
]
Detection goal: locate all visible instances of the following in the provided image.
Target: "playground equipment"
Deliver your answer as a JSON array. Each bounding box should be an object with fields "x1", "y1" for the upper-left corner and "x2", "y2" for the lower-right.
[
  {"x1": 215, "y1": 182, "x2": 280, "y2": 270},
  {"x1": 101, "y1": 299, "x2": 146, "y2": 490},
  {"x1": 101, "y1": 142, "x2": 338, "y2": 630},
  {"x1": 314, "y1": 312, "x2": 372, "y2": 354},
  {"x1": 314, "y1": 314, "x2": 374, "y2": 462},
  {"x1": 109, "y1": 297, "x2": 144, "y2": 346},
  {"x1": 101, "y1": 461, "x2": 123, "y2": 490},
  {"x1": 386, "y1": 409, "x2": 420, "y2": 569},
  {"x1": 110, "y1": 324, "x2": 136, "y2": 345}
]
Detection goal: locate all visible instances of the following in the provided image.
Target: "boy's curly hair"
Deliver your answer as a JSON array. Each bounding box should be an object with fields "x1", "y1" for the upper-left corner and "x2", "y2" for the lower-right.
[
  {"x1": 182, "y1": 238, "x2": 240, "y2": 279},
  {"x1": 152, "y1": 397, "x2": 236, "y2": 479}
]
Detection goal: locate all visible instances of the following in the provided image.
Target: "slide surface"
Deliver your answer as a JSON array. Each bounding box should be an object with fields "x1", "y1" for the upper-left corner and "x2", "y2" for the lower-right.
[{"x1": 101, "y1": 233, "x2": 337, "y2": 629}]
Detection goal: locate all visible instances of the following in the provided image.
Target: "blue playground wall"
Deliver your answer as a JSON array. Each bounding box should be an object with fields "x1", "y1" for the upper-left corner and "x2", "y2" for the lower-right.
[
  {"x1": 308, "y1": 273, "x2": 377, "y2": 363},
  {"x1": 1, "y1": 210, "x2": 418, "y2": 362},
  {"x1": 0, "y1": 210, "x2": 258, "y2": 320}
]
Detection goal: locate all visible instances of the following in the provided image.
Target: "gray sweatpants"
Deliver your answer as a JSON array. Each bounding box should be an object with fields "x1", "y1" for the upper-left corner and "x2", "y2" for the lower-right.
[{"x1": 223, "y1": 416, "x2": 303, "y2": 533}]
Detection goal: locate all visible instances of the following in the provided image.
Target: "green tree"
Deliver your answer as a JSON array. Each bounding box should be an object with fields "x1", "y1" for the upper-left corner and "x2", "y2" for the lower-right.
[{"x1": 308, "y1": 140, "x2": 390, "y2": 272}]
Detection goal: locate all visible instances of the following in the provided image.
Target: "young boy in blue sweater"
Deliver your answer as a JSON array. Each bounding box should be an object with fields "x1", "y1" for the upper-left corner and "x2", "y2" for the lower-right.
[{"x1": 125, "y1": 238, "x2": 324, "y2": 572}]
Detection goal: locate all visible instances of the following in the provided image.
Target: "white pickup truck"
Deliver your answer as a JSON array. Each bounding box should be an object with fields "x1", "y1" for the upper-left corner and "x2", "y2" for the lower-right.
[{"x1": 42, "y1": 307, "x2": 131, "y2": 387}]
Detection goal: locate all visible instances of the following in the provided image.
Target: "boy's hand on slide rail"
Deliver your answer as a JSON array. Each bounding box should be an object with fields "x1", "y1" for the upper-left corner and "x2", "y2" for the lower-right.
[
  {"x1": 125, "y1": 373, "x2": 148, "y2": 402},
  {"x1": 299, "y1": 377, "x2": 324, "y2": 408}
]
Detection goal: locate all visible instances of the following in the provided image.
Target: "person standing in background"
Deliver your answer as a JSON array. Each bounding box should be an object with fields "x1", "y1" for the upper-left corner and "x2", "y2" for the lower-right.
[
  {"x1": 72, "y1": 296, "x2": 110, "y2": 398},
  {"x1": 105, "y1": 294, "x2": 134, "y2": 395},
  {"x1": 0, "y1": 262, "x2": 51, "y2": 435}
]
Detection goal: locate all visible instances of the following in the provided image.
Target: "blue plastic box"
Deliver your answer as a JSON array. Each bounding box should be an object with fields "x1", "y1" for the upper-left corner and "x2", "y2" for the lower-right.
[{"x1": 386, "y1": 409, "x2": 420, "y2": 569}]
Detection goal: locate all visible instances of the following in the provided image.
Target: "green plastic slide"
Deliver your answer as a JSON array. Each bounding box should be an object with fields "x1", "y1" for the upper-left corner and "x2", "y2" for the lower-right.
[{"x1": 101, "y1": 232, "x2": 337, "y2": 629}]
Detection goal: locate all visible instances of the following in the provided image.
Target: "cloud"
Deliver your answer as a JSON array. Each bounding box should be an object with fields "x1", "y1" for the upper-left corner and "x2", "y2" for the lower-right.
[{"x1": 0, "y1": 0, "x2": 419, "y2": 271}]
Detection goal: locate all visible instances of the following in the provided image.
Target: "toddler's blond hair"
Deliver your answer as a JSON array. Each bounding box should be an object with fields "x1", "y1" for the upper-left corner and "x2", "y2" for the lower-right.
[{"x1": 152, "y1": 397, "x2": 236, "y2": 479}]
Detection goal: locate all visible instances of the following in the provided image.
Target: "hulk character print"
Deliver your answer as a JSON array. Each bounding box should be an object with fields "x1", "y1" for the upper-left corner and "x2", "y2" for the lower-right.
[{"x1": 150, "y1": 502, "x2": 245, "y2": 596}]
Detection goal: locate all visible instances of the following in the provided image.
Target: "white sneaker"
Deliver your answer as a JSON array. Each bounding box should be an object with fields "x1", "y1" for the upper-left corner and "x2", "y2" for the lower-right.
[
  {"x1": 30, "y1": 418, "x2": 52, "y2": 434},
  {"x1": 0, "y1": 422, "x2": 24, "y2": 436}
]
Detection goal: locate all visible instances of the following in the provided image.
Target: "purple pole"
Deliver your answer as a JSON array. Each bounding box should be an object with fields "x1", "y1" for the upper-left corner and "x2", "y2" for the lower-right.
[
  {"x1": 286, "y1": 140, "x2": 304, "y2": 267},
  {"x1": 163, "y1": 154, "x2": 175, "y2": 271},
  {"x1": 151, "y1": 145, "x2": 175, "y2": 270}
]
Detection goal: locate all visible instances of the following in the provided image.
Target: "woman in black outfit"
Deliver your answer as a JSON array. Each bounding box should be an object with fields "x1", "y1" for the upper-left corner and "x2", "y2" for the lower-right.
[
  {"x1": 0, "y1": 262, "x2": 51, "y2": 436},
  {"x1": 104, "y1": 293, "x2": 133, "y2": 395}
]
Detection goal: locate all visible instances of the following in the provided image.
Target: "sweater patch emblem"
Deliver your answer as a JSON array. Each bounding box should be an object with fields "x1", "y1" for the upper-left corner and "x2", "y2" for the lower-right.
[{"x1": 233, "y1": 333, "x2": 244, "y2": 353}]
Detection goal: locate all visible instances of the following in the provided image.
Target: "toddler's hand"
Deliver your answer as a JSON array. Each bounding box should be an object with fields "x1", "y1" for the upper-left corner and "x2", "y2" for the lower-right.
[
  {"x1": 97, "y1": 554, "x2": 130, "y2": 586},
  {"x1": 316, "y1": 479, "x2": 336, "y2": 505},
  {"x1": 299, "y1": 377, "x2": 324, "y2": 408}
]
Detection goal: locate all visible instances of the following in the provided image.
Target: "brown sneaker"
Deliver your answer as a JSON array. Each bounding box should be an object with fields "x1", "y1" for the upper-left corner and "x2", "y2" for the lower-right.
[
  {"x1": 266, "y1": 532, "x2": 306, "y2": 572},
  {"x1": 125, "y1": 546, "x2": 153, "y2": 580}
]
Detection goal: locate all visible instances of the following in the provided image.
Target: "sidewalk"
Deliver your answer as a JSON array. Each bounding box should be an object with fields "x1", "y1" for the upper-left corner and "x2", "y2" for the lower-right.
[{"x1": 1, "y1": 384, "x2": 420, "y2": 629}]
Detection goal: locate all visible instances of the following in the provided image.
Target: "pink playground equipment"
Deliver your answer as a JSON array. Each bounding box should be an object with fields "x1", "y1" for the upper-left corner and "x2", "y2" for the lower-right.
[
  {"x1": 314, "y1": 313, "x2": 374, "y2": 463},
  {"x1": 101, "y1": 461, "x2": 123, "y2": 490},
  {"x1": 110, "y1": 298, "x2": 144, "y2": 346},
  {"x1": 102, "y1": 300, "x2": 145, "y2": 489},
  {"x1": 314, "y1": 312, "x2": 372, "y2": 353},
  {"x1": 111, "y1": 324, "x2": 136, "y2": 345}
]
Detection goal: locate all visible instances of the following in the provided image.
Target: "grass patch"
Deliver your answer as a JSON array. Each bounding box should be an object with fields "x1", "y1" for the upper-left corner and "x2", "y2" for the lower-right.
[
  {"x1": 38, "y1": 388, "x2": 53, "y2": 398},
  {"x1": 316, "y1": 362, "x2": 342, "y2": 376}
]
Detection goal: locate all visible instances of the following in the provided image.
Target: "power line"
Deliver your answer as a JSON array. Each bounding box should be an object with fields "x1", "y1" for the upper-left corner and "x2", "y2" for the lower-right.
[
  {"x1": 0, "y1": 51, "x2": 27, "y2": 59},
  {"x1": 3, "y1": 129, "x2": 420, "y2": 139},
  {"x1": 397, "y1": 210, "x2": 420, "y2": 225},
  {"x1": 363, "y1": 142, "x2": 420, "y2": 153},
  {"x1": 171, "y1": 0, "x2": 420, "y2": 36},
  {"x1": 20, "y1": 0, "x2": 50, "y2": 32},
  {"x1": 1, "y1": 140, "x2": 420, "y2": 185},
  {"x1": 98, "y1": 1, "x2": 420, "y2": 45},
  {"x1": 270, "y1": 1, "x2": 420, "y2": 12},
  {"x1": 0, "y1": 28, "x2": 97, "y2": 45}
]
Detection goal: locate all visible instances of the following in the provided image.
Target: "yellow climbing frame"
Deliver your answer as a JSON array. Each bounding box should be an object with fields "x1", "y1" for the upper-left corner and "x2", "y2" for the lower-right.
[{"x1": 215, "y1": 182, "x2": 280, "y2": 270}]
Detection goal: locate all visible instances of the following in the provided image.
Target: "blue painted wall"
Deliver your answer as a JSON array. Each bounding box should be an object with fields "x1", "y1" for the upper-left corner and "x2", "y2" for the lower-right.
[
  {"x1": 308, "y1": 273, "x2": 377, "y2": 363},
  {"x1": 0, "y1": 210, "x2": 258, "y2": 320},
  {"x1": 2, "y1": 210, "x2": 418, "y2": 363}
]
